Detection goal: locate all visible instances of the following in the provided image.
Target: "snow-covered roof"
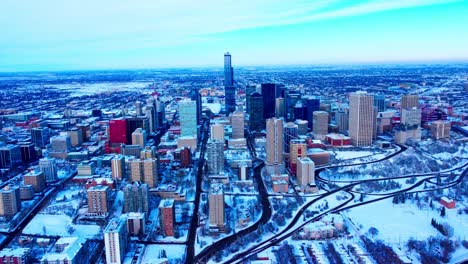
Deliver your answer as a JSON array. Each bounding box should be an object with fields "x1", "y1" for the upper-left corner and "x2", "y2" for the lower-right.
[{"x1": 41, "y1": 237, "x2": 85, "y2": 261}]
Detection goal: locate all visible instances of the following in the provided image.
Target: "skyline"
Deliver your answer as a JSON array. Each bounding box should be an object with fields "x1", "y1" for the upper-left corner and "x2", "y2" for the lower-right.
[{"x1": 1, "y1": 0, "x2": 468, "y2": 72}]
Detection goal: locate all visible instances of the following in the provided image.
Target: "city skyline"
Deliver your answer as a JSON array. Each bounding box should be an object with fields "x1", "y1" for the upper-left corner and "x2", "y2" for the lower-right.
[{"x1": 1, "y1": 0, "x2": 468, "y2": 72}]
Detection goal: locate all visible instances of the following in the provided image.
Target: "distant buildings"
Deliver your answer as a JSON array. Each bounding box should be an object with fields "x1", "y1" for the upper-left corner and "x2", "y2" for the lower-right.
[
  {"x1": 431, "y1": 120, "x2": 451, "y2": 139},
  {"x1": 224, "y1": 52, "x2": 235, "y2": 115},
  {"x1": 396, "y1": 107, "x2": 422, "y2": 144},
  {"x1": 206, "y1": 139, "x2": 224, "y2": 175},
  {"x1": 209, "y1": 183, "x2": 225, "y2": 231},
  {"x1": 306, "y1": 97, "x2": 321, "y2": 130},
  {"x1": 179, "y1": 99, "x2": 198, "y2": 138},
  {"x1": 349, "y1": 92, "x2": 374, "y2": 147},
  {"x1": 0, "y1": 248, "x2": 30, "y2": 264},
  {"x1": 0, "y1": 186, "x2": 21, "y2": 216},
  {"x1": 335, "y1": 109, "x2": 349, "y2": 134},
  {"x1": 374, "y1": 94, "x2": 386, "y2": 112},
  {"x1": 87, "y1": 185, "x2": 111, "y2": 216},
  {"x1": 123, "y1": 182, "x2": 149, "y2": 214},
  {"x1": 104, "y1": 218, "x2": 128, "y2": 264},
  {"x1": 159, "y1": 199, "x2": 175, "y2": 236},
  {"x1": 266, "y1": 118, "x2": 284, "y2": 165}
]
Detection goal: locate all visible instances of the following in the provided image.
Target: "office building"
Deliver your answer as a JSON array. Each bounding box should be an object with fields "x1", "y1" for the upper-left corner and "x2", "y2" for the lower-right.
[
  {"x1": 19, "y1": 143, "x2": 37, "y2": 164},
  {"x1": 295, "y1": 119, "x2": 308, "y2": 136},
  {"x1": 125, "y1": 117, "x2": 150, "y2": 145},
  {"x1": 109, "y1": 119, "x2": 127, "y2": 144},
  {"x1": 401, "y1": 94, "x2": 419, "y2": 109},
  {"x1": 31, "y1": 127, "x2": 50, "y2": 148},
  {"x1": 335, "y1": 110, "x2": 349, "y2": 133},
  {"x1": 306, "y1": 97, "x2": 321, "y2": 130},
  {"x1": 87, "y1": 185, "x2": 111, "y2": 215},
  {"x1": 283, "y1": 122, "x2": 298, "y2": 153},
  {"x1": 297, "y1": 157, "x2": 315, "y2": 187},
  {"x1": 111, "y1": 155, "x2": 126, "y2": 180},
  {"x1": 39, "y1": 158, "x2": 58, "y2": 183},
  {"x1": 207, "y1": 139, "x2": 224, "y2": 175},
  {"x1": 266, "y1": 118, "x2": 284, "y2": 165},
  {"x1": 285, "y1": 91, "x2": 301, "y2": 121},
  {"x1": 104, "y1": 218, "x2": 128, "y2": 264},
  {"x1": 374, "y1": 94, "x2": 386, "y2": 112},
  {"x1": 131, "y1": 128, "x2": 147, "y2": 147},
  {"x1": 209, "y1": 183, "x2": 225, "y2": 228},
  {"x1": 123, "y1": 182, "x2": 149, "y2": 214},
  {"x1": 77, "y1": 161, "x2": 96, "y2": 176},
  {"x1": 23, "y1": 168, "x2": 46, "y2": 193},
  {"x1": 275, "y1": 97, "x2": 285, "y2": 118},
  {"x1": 0, "y1": 145, "x2": 22, "y2": 169},
  {"x1": 293, "y1": 103, "x2": 307, "y2": 121},
  {"x1": 312, "y1": 111, "x2": 329, "y2": 139},
  {"x1": 49, "y1": 135, "x2": 72, "y2": 159},
  {"x1": 349, "y1": 92, "x2": 375, "y2": 146},
  {"x1": 247, "y1": 92, "x2": 265, "y2": 131},
  {"x1": 0, "y1": 186, "x2": 21, "y2": 216},
  {"x1": 76, "y1": 123, "x2": 91, "y2": 142},
  {"x1": 261, "y1": 83, "x2": 280, "y2": 119},
  {"x1": 224, "y1": 52, "x2": 235, "y2": 115},
  {"x1": 210, "y1": 123, "x2": 225, "y2": 142},
  {"x1": 179, "y1": 99, "x2": 198, "y2": 138},
  {"x1": 135, "y1": 101, "x2": 143, "y2": 116},
  {"x1": 231, "y1": 110, "x2": 245, "y2": 139},
  {"x1": 159, "y1": 199, "x2": 175, "y2": 236},
  {"x1": 67, "y1": 127, "x2": 83, "y2": 147},
  {"x1": 431, "y1": 121, "x2": 451, "y2": 139},
  {"x1": 121, "y1": 144, "x2": 142, "y2": 157},
  {"x1": 190, "y1": 87, "x2": 202, "y2": 124}
]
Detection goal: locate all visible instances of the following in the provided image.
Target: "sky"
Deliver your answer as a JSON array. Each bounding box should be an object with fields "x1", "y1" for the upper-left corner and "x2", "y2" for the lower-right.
[{"x1": 0, "y1": 0, "x2": 468, "y2": 71}]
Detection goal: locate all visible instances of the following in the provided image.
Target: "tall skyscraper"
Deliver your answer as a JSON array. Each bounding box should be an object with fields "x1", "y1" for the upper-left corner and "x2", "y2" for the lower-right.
[
  {"x1": 111, "y1": 155, "x2": 126, "y2": 180},
  {"x1": 261, "y1": 83, "x2": 280, "y2": 119},
  {"x1": 131, "y1": 128, "x2": 147, "y2": 147},
  {"x1": 293, "y1": 102, "x2": 307, "y2": 121},
  {"x1": 39, "y1": 158, "x2": 58, "y2": 183},
  {"x1": 159, "y1": 199, "x2": 175, "y2": 237},
  {"x1": 275, "y1": 97, "x2": 285, "y2": 118},
  {"x1": 283, "y1": 122, "x2": 298, "y2": 154},
  {"x1": 306, "y1": 97, "x2": 321, "y2": 130},
  {"x1": 266, "y1": 118, "x2": 284, "y2": 165},
  {"x1": 179, "y1": 99, "x2": 198, "y2": 138},
  {"x1": 231, "y1": 110, "x2": 245, "y2": 139},
  {"x1": 247, "y1": 92, "x2": 265, "y2": 132},
  {"x1": 206, "y1": 139, "x2": 224, "y2": 175},
  {"x1": 224, "y1": 52, "x2": 235, "y2": 115},
  {"x1": 125, "y1": 117, "x2": 150, "y2": 145},
  {"x1": 401, "y1": 94, "x2": 419, "y2": 109},
  {"x1": 349, "y1": 92, "x2": 375, "y2": 147},
  {"x1": 312, "y1": 111, "x2": 329, "y2": 139},
  {"x1": 374, "y1": 94, "x2": 386, "y2": 112},
  {"x1": 209, "y1": 183, "x2": 225, "y2": 228},
  {"x1": 123, "y1": 182, "x2": 149, "y2": 214},
  {"x1": 104, "y1": 218, "x2": 128, "y2": 264},
  {"x1": 210, "y1": 124, "x2": 225, "y2": 142}
]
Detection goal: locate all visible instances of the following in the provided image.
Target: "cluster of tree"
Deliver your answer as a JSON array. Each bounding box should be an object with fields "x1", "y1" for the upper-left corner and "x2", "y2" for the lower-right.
[
  {"x1": 392, "y1": 193, "x2": 408, "y2": 204},
  {"x1": 346, "y1": 245, "x2": 367, "y2": 264},
  {"x1": 361, "y1": 236, "x2": 403, "y2": 264},
  {"x1": 276, "y1": 243, "x2": 297, "y2": 264},
  {"x1": 431, "y1": 218, "x2": 453, "y2": 237},
  {"x1": 323, "y1": 242, "x2": 344, "y2": 264},
  {"x1": 362, "y1": 179, "x2": 401, "y2": 193},
  {"x1": 407, "y1": 236, "x2": 456, "y2": 264}
]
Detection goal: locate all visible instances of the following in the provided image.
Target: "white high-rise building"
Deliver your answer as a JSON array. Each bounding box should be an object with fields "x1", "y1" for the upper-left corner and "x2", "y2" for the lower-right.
[
  {"x1": 104, "y1": 218, "x2": 128, "y2": 264},
  {"x1": 179, "y1": 99, "x2": 197, "y2": 138},
  {"x1": 266, "y1": 118, "x2": 284, "y2": 165},
  {"x1": 297, "y1": 157, "x2": 315, "y2": 187},
  {"x1": 349, "y1": 92, "x2": 374, "y2": 147}
]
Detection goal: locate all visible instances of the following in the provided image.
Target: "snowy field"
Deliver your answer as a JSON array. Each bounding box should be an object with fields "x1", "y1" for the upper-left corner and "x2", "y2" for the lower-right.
[
  {"x1": 141, "y1": 244, "x2": 186, "y2": 264},
  {"x1": 45, "y1": 82, "x2": 152, "y2": 96},
  {"x1": 23, "y1": 213, "x2": 101, "y2": 238}
]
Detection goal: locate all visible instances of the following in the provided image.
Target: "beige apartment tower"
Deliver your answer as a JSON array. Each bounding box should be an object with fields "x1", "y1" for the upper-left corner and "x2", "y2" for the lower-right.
[
  {"x1": 131, "y1": 128, "x2": 147, "y2": 147},
  {"x1": 231, "y1": 110, "x2": 245, "y2": 139},
  {"x1": 266, "y1": 118, "x2": 284, "y2": 165},
  {"x1": 349, "y1": 92, "x2": 375, "y2": 147},
  {"x1": 209, "y1": 183, "x2": 225, "y2": 227}
]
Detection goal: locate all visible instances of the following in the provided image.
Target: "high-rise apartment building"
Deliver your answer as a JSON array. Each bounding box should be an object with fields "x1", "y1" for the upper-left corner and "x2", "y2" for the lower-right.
[
  {"x1": 349, "y1": 92, "x2": 375, "y2": 147},
  {"x1": 111, "y1": 155, "x2": 126, "y2": 180},
  {"x1": 131, "y1": 128, "x2": 147, "y2": 147},
  {"x1": 127, "y1": 158, "x2": 158, "y2": 188},
  {"x1": 104, "y1": 218, "x2": 128, "y2": 264},
  {"x1": 206, "y1": 139, "x2": 224, "y2": 175},
  {"x1": 0, "y1": 186, "x2": 21, "y2": 216},
  {"x1": 297, "y1": 157, "x2": 315, "y2": 187},
  {"x1": 0, "y1": 145, "x2": 22, "y2": 169},
  {"x1": 266, "y1": 118, "x2": 284, "y2": 165},
  {"x1": 209, "y1": 183, "x2": 225, "y2": 228},
  {"x1": 159, "y1": 199, "x2": 175, "y2": 236},
  {"x1": 87, "y1": 185, "x2": 111, "y2": 215}
]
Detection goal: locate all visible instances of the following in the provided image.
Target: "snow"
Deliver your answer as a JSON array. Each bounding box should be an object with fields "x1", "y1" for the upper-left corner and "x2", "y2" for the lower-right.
[
  {"x1": 141, "y1": 244, "x2": 186, "y2": 263},
  {"x1": 23, "y1": 213, "x2": 101, "y2": 238},
  {"x1": 334, "y1": 151, "x2": 373, "y2": 160}
]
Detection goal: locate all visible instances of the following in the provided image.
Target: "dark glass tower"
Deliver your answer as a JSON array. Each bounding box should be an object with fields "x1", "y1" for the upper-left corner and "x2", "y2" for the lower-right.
[
  {"x1": 224, "y1": 52, "x2": 235, "y2": 115},
  {"x1": 247, "y1": 92, "x2": 265, "y2": 132},
  {"x1": 306, "y1": 97, "x2": 321, "y2": 130},
  {"x1": 261, "y1": 83, "x2": 281, "y2": 119},
  {"x1": 190, "y1": 88, "x2": 202, "y2": 124}
]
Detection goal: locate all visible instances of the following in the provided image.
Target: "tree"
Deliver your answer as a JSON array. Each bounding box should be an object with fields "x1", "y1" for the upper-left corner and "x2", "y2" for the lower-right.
[
  {"x1": 429, "y1": 199, "x2": 433, "y2": 209},
  {"x1": 368, "y1": 227, "x2": 379, "y2": 237},
  {"x1": 440, "y1": 206, "x2": 446, "y2": 217}
]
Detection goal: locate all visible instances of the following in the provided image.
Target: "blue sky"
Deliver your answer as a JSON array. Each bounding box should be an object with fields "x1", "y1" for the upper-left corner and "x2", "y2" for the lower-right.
[{"x1": 0, "y1": 0, "x2": 467, "y2": 71}]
